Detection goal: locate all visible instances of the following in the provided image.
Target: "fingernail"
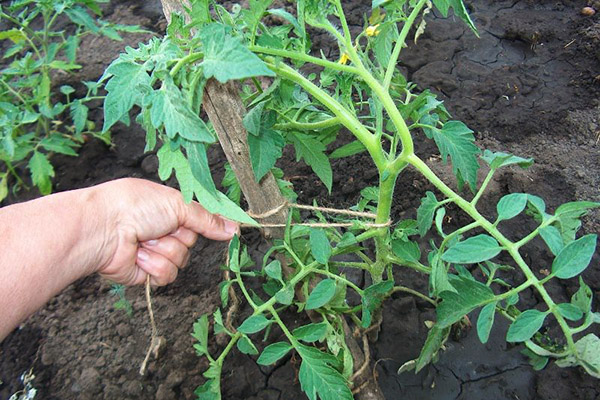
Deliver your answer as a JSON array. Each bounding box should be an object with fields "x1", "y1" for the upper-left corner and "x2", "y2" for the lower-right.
[
  {"x1": 223, "y1": 219, "x2": 239, "y2": 236},
  {"x1": 146, "y1": 239, "x2": 158, "y2": 246},
  {"x1": 137, "y1": 249, "x2": 149, "y2": 261}
]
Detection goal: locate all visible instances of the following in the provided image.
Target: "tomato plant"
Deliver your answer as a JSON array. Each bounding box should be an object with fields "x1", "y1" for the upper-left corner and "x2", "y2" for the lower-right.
[
  {"x1": 102, "y1": 0, "x2": 599, "y2": 398},
  {"x1": 0, "y1": 0, "x2": 147, "y2": 200}
]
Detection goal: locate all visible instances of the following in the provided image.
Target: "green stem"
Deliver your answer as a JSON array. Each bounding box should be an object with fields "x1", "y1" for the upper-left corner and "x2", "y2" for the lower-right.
[
  {"x1": 314, "y1": 269, "x2": 364, "y2": 295},
  {"x1": 273, "y1": 117, "x2": 340, "y2": 131},
  {"x1": 383, "y1": 0, "x2": 428, "y2": 90},
  {"x1": 471, "y1": 168, "x2": 495, "y2": 207},
  {"x1": 251, "y1": 46, "x2": 359, "y2": 75},
  {"x1": 265, "y1": 60, "x2": 386, "y2": 171},
  {"x1": 386, "y1": 255, "x2": 431, "y2": 274},
  {"x1": 391, "y1": 286, "x2": 436, "y2": 306},
  {"x1": 407, "y1": 153, "x2": 577, "y2": 354},
  {"x1": 170, "y1": 52, "x2": 204, "y2": 77}
]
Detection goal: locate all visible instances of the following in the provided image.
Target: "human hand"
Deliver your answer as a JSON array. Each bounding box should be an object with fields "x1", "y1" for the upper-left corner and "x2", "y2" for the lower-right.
[{"x1": 93, "y1": 178, "x2": 239, "y2": 286}]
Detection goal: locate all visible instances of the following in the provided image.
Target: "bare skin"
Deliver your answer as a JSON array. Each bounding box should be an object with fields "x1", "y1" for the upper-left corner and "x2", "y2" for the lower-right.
[{"x1": 0, "y1": 178, "x2": 239, "y2": 341}]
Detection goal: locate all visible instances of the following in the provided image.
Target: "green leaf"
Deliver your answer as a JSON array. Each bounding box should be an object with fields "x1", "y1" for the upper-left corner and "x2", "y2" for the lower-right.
[
  {"x1": 102, "y1": 61, "x2": 151, "y2": 132},
  {"x1": 257, "y1": 342, "x2": 293, "y2": 365},
  {"x1": 192, "y1": 314, "x2": 209, "y2": 355},
  {"x1": 184, "y1": 140, "x2": 218, "y2": 196},
  {"x1": 415, "y1": 325, "x2": 448, "y2": 373},
  {"x1": 329, "y1": 140, "x2": 366, "y2": 159},
  {"x1": 436, "y1": 276, "x2": 495, "y2": 328},
  {"x1": 555, "y1": 201, "x2": 600, "y2": 217},
  {"x1": 361, "y1": 281, "x2": 393, "y2": 328},
  {"x1": 372, "y1": 0, "x2": 390, "y2": 8},
  {"x1": 0, "y1": 29, "x2": 26, "y2": 43},
  {"x1": 425, "y1": 121, "x2": 480, "y2": 190},
  {"x1": 477, "y1": 302, "x2": 497, "y2": 344},
  {"x1": 573, "y1": 334, "x2": 600, "y2": 378},
  {"x1": 442, "y1": 234, "x2": 502, "y2": 264},
  {"x1": 293, "y1": 322, "x2": 329, "y2": 343},
  {"x1": 306, "y1": 279, "x2": 337, "y2": 310},
  {"x1": 448, "y1": 0, "x2": 478, "y2": 35},
  {"x1": 243, "y1": 102, "x2": 265, "y2": 136},
  {"x1": 149, "y1": 78, "x2": 214, "y2": 142},
  {"x1": 310, "y1": 228, "x2": 332, "y2": 264},
  {"x1": 521, "y1": 348, "x2": 549, "y2": 371},
  {"x1": 40, "y1": 135, "x2": 78, "y2": 156},
  {"x1": 432, "y1": 0, "x2": 449, "y2": 15},
  {"x1": 417, "y1": 191, "x2": 438, "y2": 237},
  {"x1": 195, "y1": 378, "x2": 221, "y2": 400},
  {"x1": 237, "y1": 335, "x2": 259, "y2": 355},
  {"x1": 70, "y1": 100, "x2": 88, "y2": 135},
  {"x1": 60, "y1": 85, "x2": 75, "y2": 95},
  {"x1": 556, "y1": 303, "x2": 583, "y2": 321},
  {"x1": 551, "y1": 234, "x2": 597, "y2": 279},
  {"x1": 296, "y1": 344, "x2": 352, "y2": 400},
  {"x1": 391, "y1": 239, "x2": 421, "y2": 263},
  {"x1": 29, "y1": 151, "x2": 55, "y2": 195},
  {"x1": 539, "y1": 225, "x2": 564, "y2": 256},
  {"x1": 200, "y1": 23, "x2": 274, "y2": 83},
  {"x1": 267, "y1": 8, "x2": 304, "y2": 37},
  {"x1": 264, "y1": 260, "x2": 282, "y2": 281},
  {"x1": 65, "y1": 6, "x2": 100, "y2": 33},
  {"x1": 481, "y1": 150, "x2": 533, "y2": 170},
  {"x1": 248, "y1": 128, "x2": 285, "y2": 181},
  {"x1": 289, "y1": 133, "x2": 332, "y2": 192},
  {"x1": 157, "y1": 145, "x2": 256, "y2": 224},
  {"x1": 506, "y1": 309, "x2": 548, "y2": 342},
  {"x1": 430, "y1": 252, "x2": 456, "y2": 297},
  {"x1": 238, "y1": 314, "x2": 272, "y2": 334},
  {"x1": 496, "y1": 193, "x2": 528, "y2": 222},
  {"x1": 571, "y1": 277, "x2": 592, "y2": 314},
  {"x1": 373, "y1": 22, "x2": 398, "y2": 67},
  {"x1": 228, "y1": 235, "x2": 240, "y2": 273},
  {"x1": 275, "y1": 286, "x2": 294, "y2": 305},
  {"x1": 0, "y1": 174, "x2": 8, "y2": 202}
]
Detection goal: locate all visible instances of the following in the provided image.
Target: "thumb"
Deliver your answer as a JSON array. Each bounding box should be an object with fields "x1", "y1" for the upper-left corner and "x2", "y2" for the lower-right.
[{"x1": 182, "y1": 201, "x2": 239, "y2": 241}]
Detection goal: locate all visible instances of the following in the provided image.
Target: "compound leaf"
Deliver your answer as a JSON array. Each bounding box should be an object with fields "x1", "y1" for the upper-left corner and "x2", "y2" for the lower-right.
[
  {"x1": 481, "y1": 150, "x2": 533, "y2": 170},
  {"x1": 296, "y1": 344, "x2": 352, "y2": 400},
  {"x1": 289, "y1": 133, "x2": 332, "y2": 192},
  {"x1": 556, "y1": 303, "x2": 583, "y2": 321},
  {"x1": 248, "y1": 127, "x2": 285, "y2": 182},
  {"x1": 257, "y1": 342, "x2": 293, "y2": 365},
  {"x1": 539, "y1": 225, "x2": 564, "y2": 256},
  {"x1": 361, "y1": 281, "x2": 393, "y2": 327},
  {"x1": 436, "y1": 276, "x2": 495, "y2": 328},
  {"x1": 200, "y1": 23, "x2": 274, "y2": 83},
  {"x1": 237, "y1": 335, "x2": 259, "y2": 355},
  {"x1": 29, "y1": 151, "x2": 54, "y2": 195},
  {"x1": 496, "y1": 193, "x2": 528, "y2": 222},
  {"x1": 306, "y1": 279, "x2": 336, "y2": 310},
  {"x1": 477, "y1": 302, "x2": 497, "y2": 344},
  {"x1": 426, "y1": 121, "x2": 480, "y2": 190},
  {"x1": 293, "y1": 322, "x2": 329, "y2": 343},
  {"x1": 149, "y1": 77, "x2": 214, "y2": 143},
  {"x1": 102, "y1": 61, "x2": 150, "y2": 132},
  {"x1": 417, "y1": 191, "x2": 438, "y2": 237},
  {"x1": 415, "y1": 324, "x2": 448, "y2": 373},
  {"x1": 192, "y1": 314, "x2": 209, "y2": 356},
  {"x1": 506, "y1": 309, "x2": 547, "y2": 343},
  {"x1": 310, "y1": 228, "x2": 332, "y2": 264},
  {"x1": 551, "y1": 234, "x2": 597, "y2": 279},
  {"x1": 238, "y1": 314, "x2": 272, "y2": 334},
  {"x1": 442, "y1": 234, "x2": 502, "y2": 264}
]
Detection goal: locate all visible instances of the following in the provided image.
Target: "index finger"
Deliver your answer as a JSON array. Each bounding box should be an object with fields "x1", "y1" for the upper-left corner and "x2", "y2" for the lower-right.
[{"x1": 182, "y1": 201, "x2": 239, "y2": 241}]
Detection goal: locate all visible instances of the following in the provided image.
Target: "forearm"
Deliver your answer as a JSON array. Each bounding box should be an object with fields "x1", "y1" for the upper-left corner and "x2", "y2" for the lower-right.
[{"x1": 0, "y1": 186, "x2": 109, "y2": 340}]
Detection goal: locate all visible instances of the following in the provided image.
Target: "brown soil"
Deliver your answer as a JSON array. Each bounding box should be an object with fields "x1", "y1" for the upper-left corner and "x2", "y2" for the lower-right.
[{"x1": 1, "y1": 1, "x2": 599, "y2": 399}]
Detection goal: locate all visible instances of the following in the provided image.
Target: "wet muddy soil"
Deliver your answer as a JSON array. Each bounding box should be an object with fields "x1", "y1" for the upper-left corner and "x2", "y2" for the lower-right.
[{"x1": 1, "y1": 1, "x2": 599, "y2": 399}]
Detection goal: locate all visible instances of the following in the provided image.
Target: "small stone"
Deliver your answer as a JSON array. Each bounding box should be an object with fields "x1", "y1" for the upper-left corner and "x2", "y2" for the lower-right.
[
  {"x1": 115, "y1": 322, "x2": 132, "y2": 337},
  {"x1": 581, "y1": 6, "x2": 596, "y2": 16},
  {"x1": 79, "y1": 367, "x2": 102, "y2": 394},
  {"x1": 165, "y1": 370, "x2": 185, "y2": 388},
  {"x1": 155, "y1": 383, "x2": 176, "y2": 400}
]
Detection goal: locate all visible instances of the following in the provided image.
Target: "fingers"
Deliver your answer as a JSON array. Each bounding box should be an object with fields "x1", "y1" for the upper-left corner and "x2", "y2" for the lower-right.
[
  {"x1": 182, "y1": 201, "x2": 239, "y2": 241},
  {"x1": 141, "y1": 236, "x2": 190, "y2": 267},
  {"x1": 136, "y1": 248, "x2": 179, "y2": 286},
  {"x1": 169, "y1": 227, "x2": 198, "y2": 248}
]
